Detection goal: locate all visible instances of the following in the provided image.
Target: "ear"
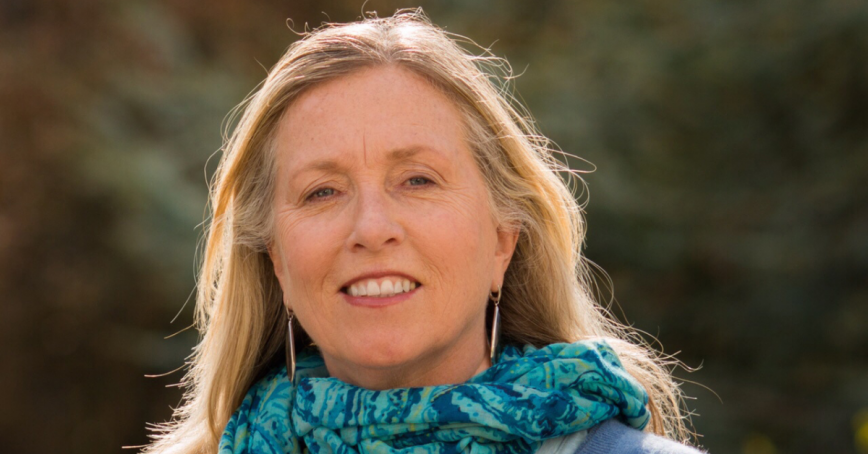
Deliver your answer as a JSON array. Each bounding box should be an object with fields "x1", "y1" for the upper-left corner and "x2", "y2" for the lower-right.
[
  {"x1": 267, "y1": 242, "x2": 292, "y2": 311},
  {"x1": 267, "y1": 243, "x2": 283, "y2": 285},
  {"x1": 492, "y1": 226, "x2": 520, "y2": 292}
]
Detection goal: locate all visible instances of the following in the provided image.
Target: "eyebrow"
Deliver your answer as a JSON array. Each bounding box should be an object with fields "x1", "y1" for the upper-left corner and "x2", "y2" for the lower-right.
[
  {"x1": 385, "y1": 145, "x2": 428, "y2": 162},
  {"x1": 288, "y1": 145, "x2": 440, "y2": 179}
]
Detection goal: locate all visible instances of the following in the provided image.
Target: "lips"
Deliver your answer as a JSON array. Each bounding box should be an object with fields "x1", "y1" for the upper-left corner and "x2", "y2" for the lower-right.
[{"x1": 341, "y1": 274, "x2": 421, "y2": 298}]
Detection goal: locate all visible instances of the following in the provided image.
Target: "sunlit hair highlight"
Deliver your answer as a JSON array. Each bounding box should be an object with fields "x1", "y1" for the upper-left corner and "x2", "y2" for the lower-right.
[{"x1": 143, "y1": 9, "x2": 692, "y2": 454}]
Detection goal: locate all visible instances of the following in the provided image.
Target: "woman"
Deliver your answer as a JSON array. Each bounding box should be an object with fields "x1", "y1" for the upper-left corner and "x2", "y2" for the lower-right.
[{"x1": 145, "y1": 9, "x2": 703, "y2": 454}]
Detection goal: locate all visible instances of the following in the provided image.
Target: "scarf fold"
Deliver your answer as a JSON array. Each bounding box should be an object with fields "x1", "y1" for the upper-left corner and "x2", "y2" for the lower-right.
[{"x1": 219, "y1": 340, "x2": 649, "y2": 454}]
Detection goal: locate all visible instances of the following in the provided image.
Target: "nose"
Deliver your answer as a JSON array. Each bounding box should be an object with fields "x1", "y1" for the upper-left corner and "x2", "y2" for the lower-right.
[{"x1": 345, "y1": 186, "x2": 405, "y2": 253}]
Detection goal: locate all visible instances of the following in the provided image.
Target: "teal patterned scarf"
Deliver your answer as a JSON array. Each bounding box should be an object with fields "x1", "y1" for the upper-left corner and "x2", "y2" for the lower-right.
[{"x1": 219, "y1": 340, "x2": 649, "y2": 454}]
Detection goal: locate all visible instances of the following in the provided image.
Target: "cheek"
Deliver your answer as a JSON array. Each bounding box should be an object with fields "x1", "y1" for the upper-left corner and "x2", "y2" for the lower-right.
[
  {"x1": 275, "y1": 213, "x2": 342, "y2": 302},
  {"x1": 415, "y1": 197, "x2": 496, "y2": 299}
]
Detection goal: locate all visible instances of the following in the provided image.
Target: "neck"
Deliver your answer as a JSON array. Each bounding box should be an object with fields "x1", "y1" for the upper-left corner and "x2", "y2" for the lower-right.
[{"x1": 322, "y1": 335, "x2": 492, "y2": 390}]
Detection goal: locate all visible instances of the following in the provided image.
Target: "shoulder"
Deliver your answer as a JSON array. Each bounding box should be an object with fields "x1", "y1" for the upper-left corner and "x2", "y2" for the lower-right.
[{"x1": 572, "y1": 419, "x2": 705, "y2": 454}]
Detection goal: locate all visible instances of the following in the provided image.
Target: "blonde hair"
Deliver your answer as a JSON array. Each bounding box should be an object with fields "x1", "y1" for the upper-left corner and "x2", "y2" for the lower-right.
[{"x1": 144, "y1": 9, "x2": 691, "y2": 453}]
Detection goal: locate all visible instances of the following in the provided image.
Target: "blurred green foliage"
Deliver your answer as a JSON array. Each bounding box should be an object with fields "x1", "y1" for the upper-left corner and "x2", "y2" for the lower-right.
[{"x1": 1, "y1": 1, "x2": 865, "y2": 453}]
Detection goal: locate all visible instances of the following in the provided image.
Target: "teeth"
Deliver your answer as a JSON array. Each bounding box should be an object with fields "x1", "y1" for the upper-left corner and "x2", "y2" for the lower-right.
[
  {"x1": 367, "y1": 281, "x2": 380, "y2": 296},
  {"x1": 381, "y1": 280, "x2": 394, "y2": 296},
  {"x1": 347, "y1": 277, "x2": 419, "y2": 297}
]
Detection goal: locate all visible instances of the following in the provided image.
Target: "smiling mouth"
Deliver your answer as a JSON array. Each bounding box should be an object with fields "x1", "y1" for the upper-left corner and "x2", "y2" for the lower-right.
[{"x1": 341, "y1": 277, "x2": 421, "y2": 297}]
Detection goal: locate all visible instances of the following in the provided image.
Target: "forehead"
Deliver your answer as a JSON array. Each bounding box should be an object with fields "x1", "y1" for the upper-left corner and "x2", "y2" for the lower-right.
[{"x1": 274, "y1": 65, "x2": 471, "y2": 168}]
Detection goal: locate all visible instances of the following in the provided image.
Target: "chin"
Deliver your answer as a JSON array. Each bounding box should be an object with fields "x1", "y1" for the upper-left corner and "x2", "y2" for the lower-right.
[
  {"x1": 335, "y1": 330, "x2": 433, "y2": 371},
  {"x1": 351, "y1": 341, "x2": 424, "y2": 369}
]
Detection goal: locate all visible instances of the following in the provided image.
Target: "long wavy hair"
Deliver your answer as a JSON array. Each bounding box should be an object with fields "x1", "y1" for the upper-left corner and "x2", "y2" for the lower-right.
[{"x1": 144, "y1": 9, "x2": 691, "y2": 454}]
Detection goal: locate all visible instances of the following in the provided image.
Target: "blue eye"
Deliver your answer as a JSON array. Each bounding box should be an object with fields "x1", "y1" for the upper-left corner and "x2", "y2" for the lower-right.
[
  {"x1": 407, "y1": 176, "x2": 432, "y2": 186},
  {"x1": 308, "y1": 187, "x2": 335, "y2": 200}
]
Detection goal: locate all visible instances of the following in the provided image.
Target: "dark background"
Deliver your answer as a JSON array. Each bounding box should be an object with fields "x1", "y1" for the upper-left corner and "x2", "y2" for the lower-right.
[{"x1": 1, "y1": 1, "x2": 866, "y2": 453}]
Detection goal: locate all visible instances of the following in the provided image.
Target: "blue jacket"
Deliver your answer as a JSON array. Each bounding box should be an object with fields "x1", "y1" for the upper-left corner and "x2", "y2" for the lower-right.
[{"x1": 540, "y1": 419, "x2": 705, "y2": 454}]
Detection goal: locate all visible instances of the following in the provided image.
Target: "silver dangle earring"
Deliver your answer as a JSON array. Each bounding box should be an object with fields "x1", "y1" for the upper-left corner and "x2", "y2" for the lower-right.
[
  {"x1": 489, "y1": 287, "x2": 502, "y2": 365},
  {"x1": 285, "y1": 308, "x2": 296, "y2": 382}
]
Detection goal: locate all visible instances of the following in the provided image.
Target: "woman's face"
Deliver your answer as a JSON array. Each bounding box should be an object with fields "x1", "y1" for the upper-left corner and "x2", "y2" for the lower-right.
[{"x1": 269, "y1": 65, "x2": 517, "y2": 389}]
